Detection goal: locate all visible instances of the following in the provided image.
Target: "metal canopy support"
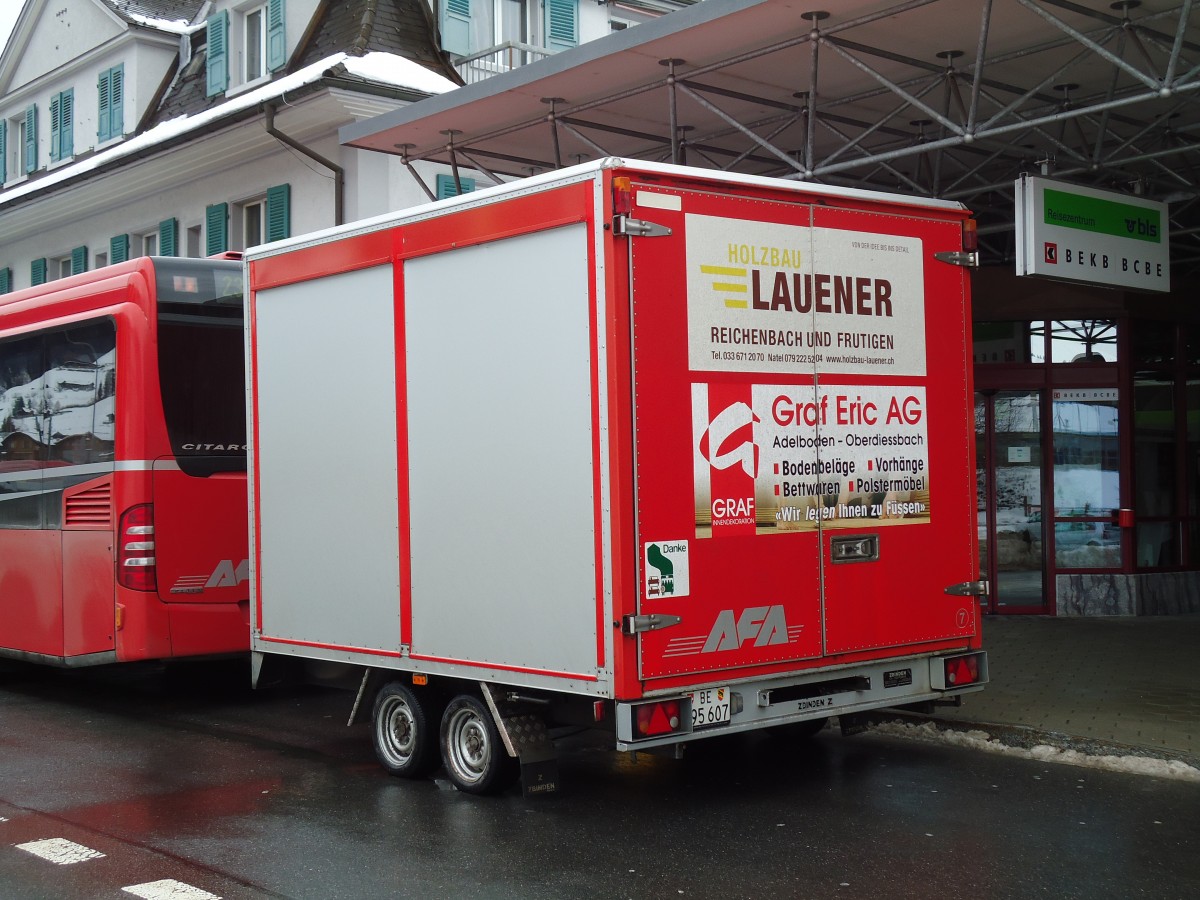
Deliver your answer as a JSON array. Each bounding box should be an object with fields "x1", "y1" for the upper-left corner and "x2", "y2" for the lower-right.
[{"x1": 356, "y1": 0, "x2": 1200, "y2": 269}]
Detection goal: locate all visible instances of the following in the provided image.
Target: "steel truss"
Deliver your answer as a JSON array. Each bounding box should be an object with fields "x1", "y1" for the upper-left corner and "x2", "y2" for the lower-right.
[{"x1": 391, "y1": 0, "x2": 1200, "y2": 270}]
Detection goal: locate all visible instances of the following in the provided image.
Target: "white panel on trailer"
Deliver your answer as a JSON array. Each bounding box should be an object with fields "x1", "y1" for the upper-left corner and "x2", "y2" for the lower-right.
[
  {"x1": 253, "y1": 265, "x2": 402, "y2": 652},
  {"x1": 404, "y1": 224, "x2": 598, "y2": 674}
]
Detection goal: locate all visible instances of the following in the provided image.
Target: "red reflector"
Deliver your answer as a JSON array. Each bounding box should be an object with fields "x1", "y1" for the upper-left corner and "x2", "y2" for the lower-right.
[
  {"x1": 117, "y1": 503, "x2": 157, "y2": 592},
  {"x1": 945, "y1": 655, "x2": 979, "y2": 686},
  {"x1": 634, "y1": 700, "x2": 682, "y2": 737}
]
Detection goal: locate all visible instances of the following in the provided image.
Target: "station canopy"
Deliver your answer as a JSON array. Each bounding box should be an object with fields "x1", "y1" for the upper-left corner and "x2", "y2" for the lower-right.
[{"x1": 341, "y1": 0, "x2": 1200, "y2": 271}]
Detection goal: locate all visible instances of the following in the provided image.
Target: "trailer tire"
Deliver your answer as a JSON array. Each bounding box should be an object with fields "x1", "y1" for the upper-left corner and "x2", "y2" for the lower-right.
[
  {"x1": 439, "y1": 694, "x2": 519, "y2": 795},
  {"x1": 372, "y1": 682, "x2": 439, "y2": 778}
]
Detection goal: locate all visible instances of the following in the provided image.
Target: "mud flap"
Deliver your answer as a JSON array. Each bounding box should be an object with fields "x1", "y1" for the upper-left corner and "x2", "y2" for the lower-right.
[
  {"x1": 481, "y1": 683, "x2": 559, "y2": 797},
  {"x1": 839, "y1": 712, "x2": 872, "y2": 737}
]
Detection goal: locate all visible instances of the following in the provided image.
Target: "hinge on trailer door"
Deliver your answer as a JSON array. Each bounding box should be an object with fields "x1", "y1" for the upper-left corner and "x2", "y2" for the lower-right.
[
  {"x1": 944, "y1": 580, "x2": 989, "y2": 597},
  {"x1": 613, "y1": 215, "x2": 672, "y2": 237},
  {"x1": 621, "y1": 613, "x2": 682, "y2": 635},
  {"x1": 933, "y1": 250, "x2": 979, "y2": 267}
]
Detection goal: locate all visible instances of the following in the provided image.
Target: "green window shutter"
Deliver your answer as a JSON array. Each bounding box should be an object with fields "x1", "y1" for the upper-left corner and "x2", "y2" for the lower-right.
[
  {"x1": 206, "y1": 202, "x2": 229, "y2": 255},
  {"x1": 110, "y1": 67, "x2": 124, "y2": 139},
  {"x1": 545, "y1": 0, "x2": 578, "y2": 52},
  {"x1": 436, "y1": 174, "x2": 475, "y2": 199},
  {"x1": 98, "y1": 69, "x2": 112, "y2": 142},
  {"x1": 0, "y1": 120, "x2": 6, "y2": 183},
  {"x1": 110, "y1": 234, "x2": 129, "y2": 264},
  {"x1": 0, "y1": 267, "x2": 11, "y2": 294},
  {"x1": 31, "y1": 258, "x2": 47, "y2": 285},
  {"x1": 59, "y1": 89, "x2": 73, "y2": 160},
  {"x1": 71, "y1": 246, "x2": 88, "y2": 275},
  {"x1": 49, "y1": 93, "x2": 61, "y2": 162},
  {"x1": 266, "y1": 183, "x2": 291, "y2": 242},
  {"x1": 442, "y1": 0, "x2": 471, "y2": 56},
  {"x1": 98, "y1": 66, "x2": 124, "y2": 141},
  {"x1": 267, "y1": 0, "x2": 287, "y2": 72},
  {"x1": 206, "y1": 11, "x2": 229, "y2": 97},
  {"x1": 159, "y1": 217, "x2": 178, "y2": 257},
  {"x1": 23, "y1": 105, "x2": 36, "y2": 174}
]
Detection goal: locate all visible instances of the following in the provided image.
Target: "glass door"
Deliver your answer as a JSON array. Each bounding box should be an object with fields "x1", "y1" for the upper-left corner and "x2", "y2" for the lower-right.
[{"x1": 977, "y1": 390, "x2": 1049, "y2": 613}]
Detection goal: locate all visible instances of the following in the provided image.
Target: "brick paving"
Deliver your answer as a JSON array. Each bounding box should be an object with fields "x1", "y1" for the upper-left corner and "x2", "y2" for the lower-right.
[{"x1": 932, "y1": 614, "x2": 1200, "y2": 764}]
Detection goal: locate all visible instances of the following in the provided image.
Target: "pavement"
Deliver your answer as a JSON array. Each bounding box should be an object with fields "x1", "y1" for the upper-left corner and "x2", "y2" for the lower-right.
[{"x1": 905, "y1": 614, "x2": 1200, "y2": 768}]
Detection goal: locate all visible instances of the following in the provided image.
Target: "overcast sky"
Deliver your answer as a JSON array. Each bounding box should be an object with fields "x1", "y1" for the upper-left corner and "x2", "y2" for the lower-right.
[{"x1": 0, "y1": 5, "x2": 20, "y2": 57}]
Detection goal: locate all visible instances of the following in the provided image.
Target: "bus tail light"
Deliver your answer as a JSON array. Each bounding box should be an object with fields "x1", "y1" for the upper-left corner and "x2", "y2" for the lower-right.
[
  {"x1": 633, "y1": 699, "x2": 682, "y2": 738},
  {"x1": 118, "y1": 504, "x2": 157, "y2": 592}
]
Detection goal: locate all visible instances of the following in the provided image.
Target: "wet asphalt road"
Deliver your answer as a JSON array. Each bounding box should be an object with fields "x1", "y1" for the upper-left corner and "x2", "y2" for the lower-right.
[{"x1": 0, "y1": 661, "x2": 1197, "y2": 900}]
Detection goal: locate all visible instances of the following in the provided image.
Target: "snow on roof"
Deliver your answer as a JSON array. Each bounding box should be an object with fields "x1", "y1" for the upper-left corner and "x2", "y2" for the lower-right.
[
  {"x1": 0, "y1": 52, "x2": 457, "y2": 209},
  {"x1": 124, "y1": 12, "x2": 199, "y2": 35}
]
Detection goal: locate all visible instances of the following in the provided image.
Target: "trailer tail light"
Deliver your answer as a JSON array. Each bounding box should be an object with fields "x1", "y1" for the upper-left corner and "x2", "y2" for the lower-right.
[
  {"x1": 962, "y1": 217, "x2": 978, "y2": 252},
  {"x1": 945, "y1": 655, "x2": 978, "y2": 686},
  {"x1": 633, "y1": 699, "x2": 682, "y2": 738},
  {"x1": 933, "y1": 651, "x2": 988, "y2": 690},
  {"x1": 613, "y1": 176, "x2": 633, "y2": 215},
  {"x1": 117, "y1": 504, "x2": 157, "y2": 592}
]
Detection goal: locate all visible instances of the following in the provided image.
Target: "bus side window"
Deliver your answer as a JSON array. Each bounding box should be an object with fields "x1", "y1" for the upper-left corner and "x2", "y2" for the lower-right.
[
  {"x1": 0, "y1": 331, "x2": 49, "y2": 528},
  {"x1": 43, "y1": 321, "x2": 117, "y2": 466}
]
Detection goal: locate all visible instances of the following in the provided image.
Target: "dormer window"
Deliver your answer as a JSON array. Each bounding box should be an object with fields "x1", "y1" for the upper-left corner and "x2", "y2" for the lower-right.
[
  {"x1": 244, "y1": 5, "x2": 267, "y2": 82},
  {"x1": 207, "y1": 2, "x2": 287, "y2": 97}
]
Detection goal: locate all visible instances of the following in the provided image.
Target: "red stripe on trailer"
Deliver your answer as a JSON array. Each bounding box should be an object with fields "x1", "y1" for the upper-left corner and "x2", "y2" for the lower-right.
[{"x1": 249, "y1": 231, "x2": 393, "y2": 289}]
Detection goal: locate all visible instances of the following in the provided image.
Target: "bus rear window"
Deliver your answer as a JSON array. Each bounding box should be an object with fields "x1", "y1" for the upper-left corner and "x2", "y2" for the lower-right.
[{"x1": 154, "y1": 259, "x2": 245, "y2": 476}]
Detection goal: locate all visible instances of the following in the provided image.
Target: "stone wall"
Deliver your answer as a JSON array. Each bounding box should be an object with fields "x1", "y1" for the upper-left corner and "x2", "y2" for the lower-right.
[{"x1": 1056, "y1": 572, "x2": 1200, "y2": 616}]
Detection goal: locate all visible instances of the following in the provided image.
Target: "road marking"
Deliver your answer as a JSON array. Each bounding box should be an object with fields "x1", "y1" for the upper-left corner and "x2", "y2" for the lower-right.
[
  {"x1": 15, "y1": 837, "x2": 106, "y2": 864},
  {"x1": 123, "y1": 880, "x2": 222, "y2": 900}
]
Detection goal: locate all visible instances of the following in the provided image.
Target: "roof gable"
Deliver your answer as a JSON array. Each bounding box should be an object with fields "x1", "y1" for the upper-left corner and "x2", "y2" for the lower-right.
[{"x1": 0, "y1": 0, "x2": 126, "y2": 95}]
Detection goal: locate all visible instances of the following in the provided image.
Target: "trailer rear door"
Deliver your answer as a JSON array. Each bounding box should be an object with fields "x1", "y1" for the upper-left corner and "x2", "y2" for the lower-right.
[
  {"x1": 625, "y1": 178, "x2": 976, "y2": 687},
  {"x1": 812, "y1": 205, "x2": 977, "y2": 654}
]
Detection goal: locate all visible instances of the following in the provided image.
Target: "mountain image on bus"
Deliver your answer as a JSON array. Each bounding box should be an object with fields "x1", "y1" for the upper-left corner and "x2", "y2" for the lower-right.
[{"x1": 0, "y1": 256, "x2": 249, "y2": 666}]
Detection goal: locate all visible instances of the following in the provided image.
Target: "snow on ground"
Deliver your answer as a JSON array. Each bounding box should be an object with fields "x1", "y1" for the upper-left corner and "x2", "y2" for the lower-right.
[{"x1": 871, "y1": 720, "x2": 1200, "y2": 782}]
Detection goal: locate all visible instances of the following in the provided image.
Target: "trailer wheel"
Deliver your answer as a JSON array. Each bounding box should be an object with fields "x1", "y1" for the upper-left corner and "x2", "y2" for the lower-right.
[
  {"x1": 372, "y1": 682, "x2": 438, "y2": 778},
  {"x1": 439, "y1": 694, "x2": 518, "y2": 795}
]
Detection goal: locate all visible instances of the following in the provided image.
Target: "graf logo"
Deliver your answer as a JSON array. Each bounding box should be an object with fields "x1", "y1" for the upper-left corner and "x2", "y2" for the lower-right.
[
  {"x1": 702, "y1": 605, "x2": 791, "y2": 653},
  {"x1": 698, "y1": 401, "x2": 760, "y2": 478}
]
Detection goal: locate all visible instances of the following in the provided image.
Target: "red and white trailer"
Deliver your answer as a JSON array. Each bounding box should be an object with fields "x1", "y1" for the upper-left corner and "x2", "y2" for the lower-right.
[{"x1": 245, "y1": 159, "x2": 988, "y2": 795}]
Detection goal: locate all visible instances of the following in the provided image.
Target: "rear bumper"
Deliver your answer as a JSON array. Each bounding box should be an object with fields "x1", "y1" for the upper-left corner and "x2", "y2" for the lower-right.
[{"x1": 615, "y1": 650, "x2": 988, "y2": 750}]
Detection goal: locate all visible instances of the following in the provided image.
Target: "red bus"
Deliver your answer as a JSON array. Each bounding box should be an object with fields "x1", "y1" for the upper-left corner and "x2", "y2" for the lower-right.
[{"x1": 0, "y1": 257, "x2": 249, "y2": 666}]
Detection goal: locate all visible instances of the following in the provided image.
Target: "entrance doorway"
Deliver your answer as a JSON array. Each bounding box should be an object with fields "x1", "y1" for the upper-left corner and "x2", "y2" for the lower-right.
[
  {"x1": 976, "y1": 381, "x2": 1124, "y2": 615},
  {"x1": 976, "y1": 390, "x2": 1048, "y2": 613}
]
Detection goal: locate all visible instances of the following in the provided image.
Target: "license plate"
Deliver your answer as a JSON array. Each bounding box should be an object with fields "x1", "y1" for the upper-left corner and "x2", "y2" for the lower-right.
[{"x1": 689, "y1": 687, "x2": 731, "y2": 729}]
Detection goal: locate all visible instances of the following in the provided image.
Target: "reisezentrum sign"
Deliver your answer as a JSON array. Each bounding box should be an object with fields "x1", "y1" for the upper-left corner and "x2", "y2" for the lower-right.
[{"x1": 1015, "y1": 174, "x2": 1169, "y2": 293}]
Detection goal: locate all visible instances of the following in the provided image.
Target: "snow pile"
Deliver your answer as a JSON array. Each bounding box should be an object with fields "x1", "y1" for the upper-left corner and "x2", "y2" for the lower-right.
[{"x1": 872, "y1": 720, "x2": 1200, "y2": 782}]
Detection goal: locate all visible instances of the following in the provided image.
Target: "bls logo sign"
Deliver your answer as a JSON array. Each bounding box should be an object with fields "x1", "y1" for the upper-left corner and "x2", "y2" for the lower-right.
[{"x1": 695, "y1": 383, "x2": 760, "y2": 537}]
